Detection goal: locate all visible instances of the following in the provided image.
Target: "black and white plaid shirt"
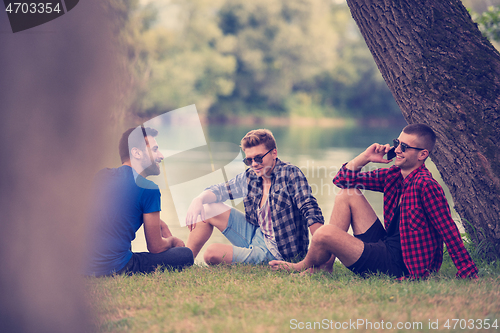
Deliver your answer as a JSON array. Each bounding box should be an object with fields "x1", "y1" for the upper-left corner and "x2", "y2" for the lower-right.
[{"x1": 207, "y1": 158, "x2": 324, "y2": 260}]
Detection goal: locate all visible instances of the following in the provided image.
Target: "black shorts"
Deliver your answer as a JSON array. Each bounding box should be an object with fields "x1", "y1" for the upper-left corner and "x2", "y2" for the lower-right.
[{"x1": 347, "y1": 219, "x2": 408, "y2": 278}]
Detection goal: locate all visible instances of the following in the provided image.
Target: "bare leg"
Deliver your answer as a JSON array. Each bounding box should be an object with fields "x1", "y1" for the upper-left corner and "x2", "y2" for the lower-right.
[
  {"x1": 330, "y1": 188, "x2": 379, "y2": 234},
  {"x1": 270, "y1": 188, "x2": 378, "y2": 272},
  {"x1": 321, "y1": 188, "x2": 378, "y2": 270},
  {"x1": 270, "y1": 225, "x2": 364, "y2": 271},
  {"x1": 203, "y1": 244, "x2": 233, "y2": 265},
  {"x1": 186, "y1": 203, "x2": 232, "y2": 260},
  {"x1": 186, "y1": 221, "x2": 214, "y2": 259}
]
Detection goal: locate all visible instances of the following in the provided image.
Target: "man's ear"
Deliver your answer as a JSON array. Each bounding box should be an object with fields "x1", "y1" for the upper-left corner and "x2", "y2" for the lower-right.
[
  {"x1": 418, "y1": 149, "x2": 429, "y2": 161},
  {"x1": 130, "y1": 147, "x2": 142, "y2": 160}
]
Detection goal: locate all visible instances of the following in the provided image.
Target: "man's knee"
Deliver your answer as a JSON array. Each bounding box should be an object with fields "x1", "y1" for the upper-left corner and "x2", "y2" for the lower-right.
[
  {"x1": 203, "y1": 244, "x2": 231, "y2": 265},
  {"x1": 312, "y1": 225, "x2": 363, "y2": 262},
  {"x1": 335, "y1": 188, "x2": 364, "y2": 204},
  {"x1": 203, "y1": 245, "x2": 217, "y2": 263},
  {"x1": 172, "y1": 247, "x2": 194, "y2": 267},
  {"x1": 158, "y1": 247, "x2": 194, "y2": 269},
  {"x1": 313, "y1": 225, "x2": 341, "y2": 247}
]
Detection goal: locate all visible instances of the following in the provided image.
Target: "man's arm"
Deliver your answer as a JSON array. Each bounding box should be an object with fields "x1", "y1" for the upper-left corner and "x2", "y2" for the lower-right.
[
  {"x1": 186, "y1": 172, "x2": 249, "y2": 231},
  {"x1": 144, "y1": 211, "x2": 185, "y2": 254},
  {"x1": 309, "y1": 222, "x2": 322, "y2": 235},
  {"x1": 422, "y1": 182, "x2": 478, "y2": 279},
  {"x1": 185, "y1": 190, "x2": 218, "y2": 231},
  {"x1": 333, "y1": 143, "x2": 393, "y2": 192},
  {"x1": 160, "y1": 219, "x2": 172, "y2": 238},
  {"x1": 287, "y1": 167, "x2": 325, "y2": 228}
]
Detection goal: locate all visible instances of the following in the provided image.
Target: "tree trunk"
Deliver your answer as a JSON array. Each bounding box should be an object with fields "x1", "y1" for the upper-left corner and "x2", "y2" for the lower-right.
[
  {"x1": 0, "y1": 1, "x2": 120, "y2": 332},
  {"x1": 346, "y1": 0, "x2": 500, "y2": 259}
]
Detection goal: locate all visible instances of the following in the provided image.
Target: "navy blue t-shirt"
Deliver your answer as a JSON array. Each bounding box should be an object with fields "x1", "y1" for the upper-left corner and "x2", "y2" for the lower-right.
[{"x1": 85, "y1": 165, "x2": 161, "y2": 276}]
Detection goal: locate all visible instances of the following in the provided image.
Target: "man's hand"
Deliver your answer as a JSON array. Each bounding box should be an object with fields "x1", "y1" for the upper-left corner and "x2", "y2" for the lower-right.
[
  {"x1": 144, "y1": 212, "x2": 185, "y2": 253},
  {"x1": 185, "y1": 197, "x2": 206, "y2": 231},
  {"x1": 346, "y1": 143, "x2": 392, "y2": 171},
  {"x1": 364, "y1": 143, "x2": 393, "y2": 164},
  {"x1": 185, "y1": 190, "x2": 217, "y2": 231},
  {"x1": 166, "y1": 236, "x2": 185, "y2": 248}
]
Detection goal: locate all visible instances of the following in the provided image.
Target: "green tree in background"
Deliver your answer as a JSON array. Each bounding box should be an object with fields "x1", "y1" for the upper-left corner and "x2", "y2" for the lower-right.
[
  {"x1": 472, "y1": 6, "x2": 500, "y2": 42},
  {"x1": 212, "y1": 0, "x2": 338, "y2": 117},
  {"x1": 109, "y1": 0, "x2": 403, "y2": 120},
  {"x1": 102, "y1": 0, "x2": 150, "y2": 122},
  {"x1": 104, "y1": 0, "x2": 236, "y2": 118},
  {"x1": 306, "y1": 8, "x2": 401, "y2": 119},
  {"x1": 211, "y1": 0, "x2": 401, "y2": 119},
  {"x1": 141, "y1": 0, "x2": 236, "y2": 117}
]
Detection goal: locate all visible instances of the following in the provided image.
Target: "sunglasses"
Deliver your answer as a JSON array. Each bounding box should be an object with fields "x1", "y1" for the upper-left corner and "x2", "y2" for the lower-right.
[
  {"x1": 393, "y1": 139, "x2": 425, "y2": 152},
  {"x1": 243, "y1": 148, "x2": 274, "y2": 166}
]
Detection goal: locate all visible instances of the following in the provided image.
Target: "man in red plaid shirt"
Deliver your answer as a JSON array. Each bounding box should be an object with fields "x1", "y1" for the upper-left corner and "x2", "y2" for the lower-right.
[{"x1": 270, "y1": 124, "x2": 478, "y2": 279}]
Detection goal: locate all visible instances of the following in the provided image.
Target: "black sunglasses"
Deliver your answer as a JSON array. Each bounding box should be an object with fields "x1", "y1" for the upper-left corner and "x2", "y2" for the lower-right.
[
  {"x1": 243, "y1": 148, "x2": 274, "y2": 166},
  {"x1": 393, "y1": 139, "x2": 425, "y2": 152}
]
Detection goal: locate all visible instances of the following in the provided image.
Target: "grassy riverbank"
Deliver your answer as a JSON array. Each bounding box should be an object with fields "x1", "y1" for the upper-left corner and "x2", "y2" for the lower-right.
[{"x1": 87, "y1": 255, "x2": 500, "y2": 333}]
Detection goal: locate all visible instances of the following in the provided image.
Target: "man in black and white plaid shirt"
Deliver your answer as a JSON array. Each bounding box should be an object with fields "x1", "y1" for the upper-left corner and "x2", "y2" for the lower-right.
[{"x1": 186, "y1": 129, "x2": 325, "y2": 265}]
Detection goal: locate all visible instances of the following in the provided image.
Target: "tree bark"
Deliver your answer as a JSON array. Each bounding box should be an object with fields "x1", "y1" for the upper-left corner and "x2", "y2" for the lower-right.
[{"x1": 346, "y1": 0, "x2": 500, "y2": 258}]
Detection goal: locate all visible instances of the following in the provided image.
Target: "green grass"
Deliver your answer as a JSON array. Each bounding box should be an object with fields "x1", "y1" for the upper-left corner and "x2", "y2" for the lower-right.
[{"x1": 86, "y1": 256, "x2": 500, "y2": 333}]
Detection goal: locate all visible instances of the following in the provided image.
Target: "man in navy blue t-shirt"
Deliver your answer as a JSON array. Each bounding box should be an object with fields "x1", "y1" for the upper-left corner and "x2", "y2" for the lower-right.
[{"x1": 85, "y1": 127, "x2": 193, "y2": 277}]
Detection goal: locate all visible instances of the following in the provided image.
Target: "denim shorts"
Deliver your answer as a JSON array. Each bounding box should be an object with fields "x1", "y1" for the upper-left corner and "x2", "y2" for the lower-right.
[{"x1": 222, "y1": 208, "x2": 277, "y2": 264}]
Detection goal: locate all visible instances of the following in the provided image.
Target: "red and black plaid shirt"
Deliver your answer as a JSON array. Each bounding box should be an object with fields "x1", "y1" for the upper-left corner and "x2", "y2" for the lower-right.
[{"x1": 333, "y1": 163, "x2": 478, "y2": 279}]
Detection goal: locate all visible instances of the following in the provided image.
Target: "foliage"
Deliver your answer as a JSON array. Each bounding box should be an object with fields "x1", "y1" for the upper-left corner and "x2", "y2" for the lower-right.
[
  {"x1": 441, "y1": 222, "x2": 500, "y2": 274},
  {"x1": 212, "y1": 0, "x2": 337, "y2": 116},
  {"x1": 108, "y1": 0, "x2": 237, "y2": 117},
  {"x1": 210, "y1": 0, "x2": 401, "y2": 118},
  {"x1": 139, "y1": 0, "x2": 237, "y2": 117},
  {"x1": 109, "y1": 0, "x2": 401, "y2": 119},
  {"x1": 106, "y1": 1, "x2": 500, "y2": 120},
  {"x1": 461, "y1": 219, "x2": 499, "y2": 264},
  {"x1": 100, "y1": 0, "x2": 149, "y2": 121},
  {"x1": 472, "y1": 6, "x2": 500, "y2": 42}
]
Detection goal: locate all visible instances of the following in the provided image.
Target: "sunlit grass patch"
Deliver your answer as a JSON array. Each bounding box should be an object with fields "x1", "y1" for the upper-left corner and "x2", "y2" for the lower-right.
[{"x1": 87, "y1": 259, "x2": 500, "y2": 333}]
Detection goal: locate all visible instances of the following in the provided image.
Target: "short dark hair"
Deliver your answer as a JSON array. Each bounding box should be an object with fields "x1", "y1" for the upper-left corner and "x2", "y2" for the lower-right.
[
  {"x1": 403, "y1": 123, "x2": 436, "y2": 152},
  {"x1": 119, "y1": 126, "x2": 158, "y2": 163},
  {"x1": 240, "y1": 129, "x2": 277, "y2": 151}
]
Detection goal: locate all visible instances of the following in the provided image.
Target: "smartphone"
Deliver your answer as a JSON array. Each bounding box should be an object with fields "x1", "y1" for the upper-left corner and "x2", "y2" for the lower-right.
[{"x1": 387, "y1": 147, "x2": 396, "y2": 160}]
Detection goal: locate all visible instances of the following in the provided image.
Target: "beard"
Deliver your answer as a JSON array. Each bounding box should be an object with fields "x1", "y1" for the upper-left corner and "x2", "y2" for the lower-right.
[{"x1": 142, "y1": 160, "x2": 161, "y2": 177}]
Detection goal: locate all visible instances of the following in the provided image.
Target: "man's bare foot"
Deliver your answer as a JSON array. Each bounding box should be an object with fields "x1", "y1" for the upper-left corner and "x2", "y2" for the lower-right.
[
  {"x1": 270, "y1": 256, "x2": 335, "y2": 274},
  {"x1": 311, "y1": 255, "x2": 335, "y2": 273},
  {"x1": 269, "y1": 260, "x2": 304, "y2": 272},
  {"x1": 298, "y1": 263, "x2": 334, "y2": 276},
  {"x1": 317, "y1": 261, "x2": 334, "y2": 273}
]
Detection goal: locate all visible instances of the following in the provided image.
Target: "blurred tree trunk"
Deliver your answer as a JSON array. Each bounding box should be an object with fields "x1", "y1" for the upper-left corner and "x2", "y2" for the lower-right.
[
  {"x1": 0, "y1": 1, "x2": 120, "y2": 332},
  {"x1": 346, "y1": 0, "x2": 500, "y2": 259}
]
